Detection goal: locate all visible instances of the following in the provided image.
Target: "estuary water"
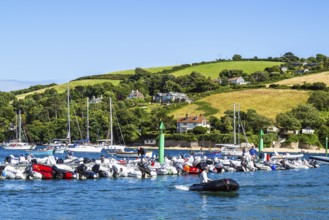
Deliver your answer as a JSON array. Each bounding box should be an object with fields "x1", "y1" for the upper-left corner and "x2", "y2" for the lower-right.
[{"x1": 0, "y1": 148, "x2": 329, "y2": 220}]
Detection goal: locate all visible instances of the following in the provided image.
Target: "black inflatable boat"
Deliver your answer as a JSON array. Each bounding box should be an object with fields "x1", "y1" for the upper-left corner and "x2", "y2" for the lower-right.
[{"x1": 189, "y1": 178, "x2": 239, "y2": 192}]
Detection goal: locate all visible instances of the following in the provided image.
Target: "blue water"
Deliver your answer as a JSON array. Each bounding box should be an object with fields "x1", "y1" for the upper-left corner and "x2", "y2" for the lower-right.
[{"x1": 1, "y1": 148, "x2": 329, "y2": 220}]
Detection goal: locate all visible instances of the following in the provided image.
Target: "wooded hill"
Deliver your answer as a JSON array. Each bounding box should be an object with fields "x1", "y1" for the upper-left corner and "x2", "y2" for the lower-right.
[{"x1": 1, "y1": 52, "x2": 329, "y2": 148}]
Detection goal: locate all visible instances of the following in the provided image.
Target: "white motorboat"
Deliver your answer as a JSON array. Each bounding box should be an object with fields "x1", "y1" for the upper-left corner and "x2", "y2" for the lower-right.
[
  {"x1": 67, "y1": 143, "x2": 103, "y2": 153},
  {"x1": 3, "y1": 140, "x2": 36, "y2": 150},
  {"x1": 115, "y1": 150, "x2": 152, "y2": 158},
  {"x1": 217, "y1": 144, "x2": 243, "y2": 157},
  {"x1": 270, "y1": 151, "x2": 304, "y2": 160}
]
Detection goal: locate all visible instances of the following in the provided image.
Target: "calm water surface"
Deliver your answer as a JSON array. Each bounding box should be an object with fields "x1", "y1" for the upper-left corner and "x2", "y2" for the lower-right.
[{"x1": 1, "y1": 149, "x2": 329, "y2": 220}]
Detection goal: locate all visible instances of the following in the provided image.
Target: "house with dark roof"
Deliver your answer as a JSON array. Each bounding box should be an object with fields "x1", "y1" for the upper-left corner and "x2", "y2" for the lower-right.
[
  {"x1": 176, "y1": 114, "x2": 210, "y2": 133},
  {"x1": 127, "y1": 90, "x2": 145, "y2": 99},
  {"x1": 153, "y1": 92, "x2": 191, "y2": 103}
]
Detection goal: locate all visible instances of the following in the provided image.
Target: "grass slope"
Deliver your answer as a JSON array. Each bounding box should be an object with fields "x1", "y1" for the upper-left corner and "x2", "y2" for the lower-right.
[
  {"x1": 171, "y1": 61, "x2": 283, "y2": 79},
  {"x1": 275, "y1": 71, "x2": 329, "y2": 86},
  {"x1": 16, "y1": 79, "x2": 120, "y2": 99},
  {"x1": 171, "y1": 89, "x2": 310, "y2": 120},
  {"x1": 102, "y1": 65, "x2": 176, "y2": 75}
]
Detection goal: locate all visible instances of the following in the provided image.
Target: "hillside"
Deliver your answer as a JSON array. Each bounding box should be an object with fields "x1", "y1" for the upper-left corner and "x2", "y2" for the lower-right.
[
  {"x1": 16, "y1": 79, "x2": 121, "y2": 99},
  {"x1": 170, "y1": 61, "x2": 283, "y2": 79},
  {"x1": 16, "y1": 60, "x2": 282, "y2": 98},
  {"x1": 275, "y1": 71, "x2": 329, "y2": 86},
  {"x1": 170, "y1": 88, "x2": 310, "y2": 120}
]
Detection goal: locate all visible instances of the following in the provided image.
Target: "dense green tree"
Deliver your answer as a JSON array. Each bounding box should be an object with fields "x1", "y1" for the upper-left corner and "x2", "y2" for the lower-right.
[
  {"x1": 308, "y1": 91, "x2": 329, "y2": 111},
  {"x1": 192, "y1": 126, "x2": 208, "y2": 135},
  {"x1": 232, "y1": 54, "x2": 242, "y2": 61},
  {"x1": 276, "y1": 112, "x2": 301, "y2": 130},
  {"x1": 291, "y1": 104, "x2": 322, "y2": 128},
  {"x1": 219, "y1": 69, "x2": 244, "y2": 78}
]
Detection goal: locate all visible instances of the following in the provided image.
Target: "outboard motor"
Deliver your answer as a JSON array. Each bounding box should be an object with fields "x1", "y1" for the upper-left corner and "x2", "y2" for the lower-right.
[
  {"x1": 173, "y1": 161, "x2": 184, "y2": 175},
  {"x1": 77, "y1": 164, "x2": 97, "y2": 179},
  {"x1": 137, "y1": 162, "x2": 151, "y2": 178},
  {"x1": 4, "y1": 156, "x2": 11, "y2": 164},
  {"x1": 83, "y1": 157, "x2": 92, "y2": 164},
  {"x1": 52, "y1": 165, "x2": 64, "y2": 179}
]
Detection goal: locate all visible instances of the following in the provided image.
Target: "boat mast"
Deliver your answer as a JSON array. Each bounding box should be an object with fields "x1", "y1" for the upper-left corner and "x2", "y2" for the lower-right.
[
  {"x1": 233, "y1": 103, "x2": 236, "y2": 145},
  {"x1": 18, "y1": 109, "x2": 22, "y2": 142},
  {"x1": 110, "y1": 98, "x2": 113, "y2": 146},
  {"x1": 15, "y1": 111, "x2": 18, "y2": 140},
  {"x1": 86, "y1": 97, "x2": 90, "y2": 142},
  {"x1": 67, "y1": 85, "x2": 71, "y2": 144}
]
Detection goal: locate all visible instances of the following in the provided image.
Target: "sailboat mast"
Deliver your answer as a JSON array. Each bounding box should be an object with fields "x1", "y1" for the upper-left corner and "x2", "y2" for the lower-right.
[
  {"x1": 86, "y1": 97, "x2": 90, "y2": 142},
  {"x1": 110, "y1": 98, "x2": 113, "y2": 146},
  {"x1": 233, "y1": 103, "x2": 236, "y2": 145},
  {"x1": 15, "y1": 111, "x2": 18, "y2": 140},
  {"x1": 18, "y1": 109, "x2": 22, "y2": 142},
  {"x1": 67, "y1": 85, "x2": 71, "y2": 144}
]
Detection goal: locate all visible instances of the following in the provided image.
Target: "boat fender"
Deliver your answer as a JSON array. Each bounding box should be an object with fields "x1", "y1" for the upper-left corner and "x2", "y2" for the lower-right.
[{"x1": 270, "y1": 165, "x2": 276, "y2": 171}]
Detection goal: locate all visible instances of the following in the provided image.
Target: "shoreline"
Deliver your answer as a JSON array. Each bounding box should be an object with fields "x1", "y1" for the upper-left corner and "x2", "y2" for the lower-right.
[{"x1": 128, "y1": 146, "x2": 328, "y2": 154}]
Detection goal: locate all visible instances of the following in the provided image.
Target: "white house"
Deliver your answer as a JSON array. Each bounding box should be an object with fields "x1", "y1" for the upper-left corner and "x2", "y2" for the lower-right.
[
  {"x1": 267, "y1": 126, "x2": 279, "y2": 133},
  {"x1": 228, "y1": 77, "x2": 245, "y2": 85},
  {"x1": 89, "y1": 95, "x2": 103, "y2": 104},
  {"x1": 176, "y1": 114, "x2": 210, "y2": 133},
  {"x1": 127, "y1": 90, "x2": 144, "y2": 99},
  {"x1": 302, "y1": 127, "x2": 315, "y2": 134}
]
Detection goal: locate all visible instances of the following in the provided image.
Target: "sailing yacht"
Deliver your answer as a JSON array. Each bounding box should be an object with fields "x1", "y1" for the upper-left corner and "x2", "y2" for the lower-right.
[
  {"x1": 216, "y1": 103, "x2": 250, "y2": 156},
  {"x1": 101, "y1": 98, "x2": 125, "y2": 152},
  {"x1": 67, "y1": 97, "x2": 103, "y2": 153},
  {"x1": 2, "y1": 110, "x2": 36, "y2": 150},
  {"x1": 47, "y1": 86, "x2": 72, "y2": 153}
]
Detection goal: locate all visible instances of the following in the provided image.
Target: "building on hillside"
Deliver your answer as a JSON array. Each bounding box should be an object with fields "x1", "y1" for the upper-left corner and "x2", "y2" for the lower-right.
[
  {"x1": 153, "y1": 92, "x2": 192, "y2": 103},
  {"x1": 176, "y1": 114, "x2": 210, "y2": 133},
  {"x1": 267, "y1": 126, "x2": 279, "y2": 133},
  {"x1": 301, "y1": 127, "x2": 315, "y2": 134},
  {"x1": 281, "y1": 67, "x2": 288, "y2": 72},
  {"x1": 127, "y1": 90, "x2": 145, "y2": 99},
  {"x1": 284, "y1": 129, "x2": 300, "y2": 135},
  {"x1": 228, "y1": 76, "x2": 246, "y2": 85},
  {"x1": 89, "y1": 95, "x2": 103, "y2": 104},
  {"x1": 144, "y1": 139, "x2": 156, "y2": 146},
  {"x1": 295, "y1": 69, "x2": 309, "y2": 74}
]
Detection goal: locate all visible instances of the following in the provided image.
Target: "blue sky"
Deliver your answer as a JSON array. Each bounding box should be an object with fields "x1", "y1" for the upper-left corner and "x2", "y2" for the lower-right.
[{"x1": 1, "y1": 0, "x2": 329, "y2": 88}]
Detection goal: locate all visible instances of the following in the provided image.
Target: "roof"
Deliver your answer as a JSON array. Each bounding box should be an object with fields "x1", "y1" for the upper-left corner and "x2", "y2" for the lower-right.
[
  {"x1": 228, "y1": 77, "x2": 243, "y2": 81},
  {"x1": 177, "y1": 115, "x2": 207, "y2": 123}
]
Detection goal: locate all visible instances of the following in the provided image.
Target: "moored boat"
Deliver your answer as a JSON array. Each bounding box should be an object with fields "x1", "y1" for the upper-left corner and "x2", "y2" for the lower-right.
[
  {"x1": 26, "y1": 148, "x2": 54, "y2": 157},
  {"x1": 189, "y1": 178, "x2": 240, "y2": 192},
  {"x1": 309, "y1": 155, "x2": 329, "y2": 164}
]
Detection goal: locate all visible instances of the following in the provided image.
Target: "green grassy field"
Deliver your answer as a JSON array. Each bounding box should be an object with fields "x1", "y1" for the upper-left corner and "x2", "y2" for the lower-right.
[
  {"x1": 101, "y1": 65, "x2": 176, "y2": 75},
  {"x1": 170, "y1": 88, "x2": 310, "y2": 120},
  {"x1": 16, "y1": 61, "x2": 282, "y2": 99},
  {"x1": 171, "y1": 61, "x2": 283, "y2": 79},
  {"x1": 16, "y1": 79, "x2": 121, "y2": 99}
]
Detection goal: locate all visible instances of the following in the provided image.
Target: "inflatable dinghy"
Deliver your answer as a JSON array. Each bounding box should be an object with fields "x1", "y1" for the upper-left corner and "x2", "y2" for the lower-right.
[{"x1": 189, "y1": 178, "x2": 239, "y2": 192}]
